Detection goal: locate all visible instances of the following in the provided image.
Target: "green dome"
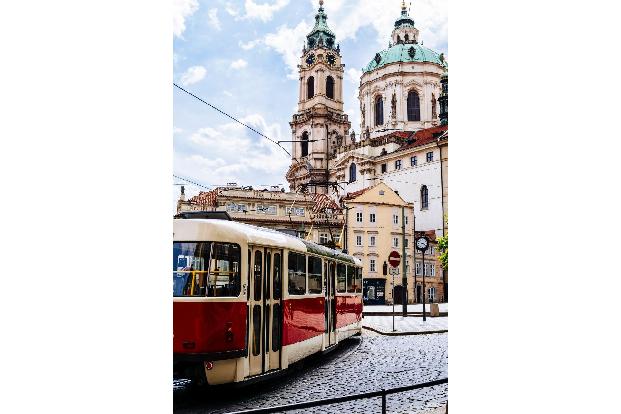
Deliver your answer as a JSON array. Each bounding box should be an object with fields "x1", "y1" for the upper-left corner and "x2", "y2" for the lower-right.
[{"x1": 363, "y1": 43, "x2": 447, "y2": 73}]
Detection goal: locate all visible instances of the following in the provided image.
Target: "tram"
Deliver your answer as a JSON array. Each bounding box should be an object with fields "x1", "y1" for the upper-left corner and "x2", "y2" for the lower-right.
[{"x1": 173, "y1": 218, "x2": 363, "y2": 386}]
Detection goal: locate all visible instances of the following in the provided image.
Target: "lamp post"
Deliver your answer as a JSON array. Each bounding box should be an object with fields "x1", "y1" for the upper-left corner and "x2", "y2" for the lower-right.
[{"x1": 415, "y1": 235, "x2": 430, "y2": 322}]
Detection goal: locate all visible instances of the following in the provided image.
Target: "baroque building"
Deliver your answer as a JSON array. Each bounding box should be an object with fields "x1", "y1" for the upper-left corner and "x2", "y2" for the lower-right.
[
  {"x1": 176, "y1": 184, "x2": 344, "y2": 246},
  {"x1": 286, "y1": 0, "x2": 352, "y2": 194}
]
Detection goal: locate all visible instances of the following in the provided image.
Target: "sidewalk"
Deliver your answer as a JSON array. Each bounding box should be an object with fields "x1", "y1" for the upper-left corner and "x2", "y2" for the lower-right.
[
  {"x1": 364, "y1": 303, "x2": 448, "y2": 314},
  {"x1": 363, "y1": 315, "x2": 448, "y2": 335}
]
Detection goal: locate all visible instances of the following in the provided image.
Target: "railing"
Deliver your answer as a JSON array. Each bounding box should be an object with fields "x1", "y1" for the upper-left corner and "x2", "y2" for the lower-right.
[{"x1": 226, "y1": 377, "x2": 448, "y2": 414}]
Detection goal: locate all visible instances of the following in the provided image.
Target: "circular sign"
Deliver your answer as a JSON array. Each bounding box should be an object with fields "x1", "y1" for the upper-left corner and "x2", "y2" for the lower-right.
[{"x1": 388, "y1": 250, "x2": 401, "y2": 268}]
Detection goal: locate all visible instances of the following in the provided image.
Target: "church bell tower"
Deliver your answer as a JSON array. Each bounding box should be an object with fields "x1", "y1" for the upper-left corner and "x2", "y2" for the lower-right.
[{"x1": 286, "y1": 0, "x2": 351, "y2": 194}]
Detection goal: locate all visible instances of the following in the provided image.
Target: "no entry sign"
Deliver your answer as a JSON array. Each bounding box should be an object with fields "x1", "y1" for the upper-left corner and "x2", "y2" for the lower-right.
[{"x1": 388, "y1": 250, "x2": 401, "y2": 268}]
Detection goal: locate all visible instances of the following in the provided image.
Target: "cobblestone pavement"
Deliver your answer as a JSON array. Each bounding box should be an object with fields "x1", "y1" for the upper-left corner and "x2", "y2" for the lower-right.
[
  {"x1": 363, "y1": 316, "x2": 448, "y2": 334},
  {"x1": 174, "y1": 332, "x2": 448, "y2": 414},
  {"x1": 364, "y1": 304, "x2": 448, "y2": 314}
]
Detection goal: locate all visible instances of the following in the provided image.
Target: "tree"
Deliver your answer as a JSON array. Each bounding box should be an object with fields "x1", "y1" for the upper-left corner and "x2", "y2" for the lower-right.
[{"x1": 437, "y1": 235, "x2": 448, "y2": 271}]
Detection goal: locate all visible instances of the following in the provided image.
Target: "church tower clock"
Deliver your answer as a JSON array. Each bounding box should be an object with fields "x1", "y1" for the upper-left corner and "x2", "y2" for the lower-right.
[{"x1": 286, "y1": 0, "x2": 351, "y2": 194}]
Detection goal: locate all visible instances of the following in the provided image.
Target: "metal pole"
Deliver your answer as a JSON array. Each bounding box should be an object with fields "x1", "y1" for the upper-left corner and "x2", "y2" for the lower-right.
[
  {"x1": 422, "y1": 250, "x2": 426, "y2": 322},
  {"x1": 401, "y1": 206, "x2": 407, "y2": 317},
  {"x1": 392, "y1": 269, "x2": 395, "y2": 331},
  {"x1": 381, "y1": 392, "x2": 387, "y2": 414},
  {"x1": 413, "y1": 207, "x2": 417, "y2": 303}
]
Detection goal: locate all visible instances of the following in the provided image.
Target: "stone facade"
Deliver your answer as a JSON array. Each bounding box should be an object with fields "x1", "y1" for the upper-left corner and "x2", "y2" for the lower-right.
[{"x1": 177, "y1": 185, "x2": 343, "y2": 246}]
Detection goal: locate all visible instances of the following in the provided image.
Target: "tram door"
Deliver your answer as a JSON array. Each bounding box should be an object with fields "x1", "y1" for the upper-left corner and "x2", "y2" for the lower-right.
[
  {"x1": 325, "y1": 261, "x2": 337, "y2": 346},
  {"x1": 266, "y1": 250, "x2": 283, "y2": 371},
  {"x1": 249, "y1": 248, "x2": 264, "y2": 376}
]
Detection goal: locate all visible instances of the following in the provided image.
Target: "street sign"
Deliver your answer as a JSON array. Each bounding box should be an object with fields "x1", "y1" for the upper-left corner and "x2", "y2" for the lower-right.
[
  {"x1": 388, "y1": 250, "x2": 401, "y2": 268},
  {"x1": 389, "y1": 267, "x2": 399, "y2": 275}
]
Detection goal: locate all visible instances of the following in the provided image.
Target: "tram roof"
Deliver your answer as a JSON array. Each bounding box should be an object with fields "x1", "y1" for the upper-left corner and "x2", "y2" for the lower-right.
[{"x1": 173, "y1": 219, "x2": 361, "y2": 266}]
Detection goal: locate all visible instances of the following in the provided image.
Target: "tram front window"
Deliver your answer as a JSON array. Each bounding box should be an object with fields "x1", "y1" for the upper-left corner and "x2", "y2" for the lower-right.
[{"x1": 173, "y1": 242, "x2": 241, "y2": 297}]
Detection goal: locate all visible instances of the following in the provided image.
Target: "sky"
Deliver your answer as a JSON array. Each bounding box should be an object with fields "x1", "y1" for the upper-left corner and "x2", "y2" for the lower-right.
[{"x1": 173, "y1": 0, "x2": 448, "y2": 207}]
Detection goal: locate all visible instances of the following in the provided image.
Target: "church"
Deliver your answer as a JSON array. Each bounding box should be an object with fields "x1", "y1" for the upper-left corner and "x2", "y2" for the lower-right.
[{"x1": 286, "y1": 0, "x2": 448, "y2": 239}]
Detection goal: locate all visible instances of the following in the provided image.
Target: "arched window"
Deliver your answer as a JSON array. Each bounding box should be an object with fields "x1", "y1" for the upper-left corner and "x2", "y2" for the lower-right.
[
  {"x1": 404, "y1": 33, "x2": 409, "y2": 42},
  {"x1": 407, "y1": 90, "x2": 421, "y2": 121},
  {"x1": 326, "y1": 76, "x2": 334, "y2": 99},
  {"x1": 420, "y1": 185, "x2": 429, "y2": 210},
  {"x1": 301, "y1": 132, "x2": 309, "y2": 157},
  {"x1": 432, "y1": 94, "x2": 437, "y2": 119},
  {"x1": 375, "y1": 96, "x2": 384, "y2": 126},
  {"x1": 307, "y1": 76, "x2": 315, "y2": 99},
  {"x1": 349, "y1": 163, "x2": 357, "y2": 183},
  {"x1": 397, "y1": 35, "x2": 402, "y2": 44}
]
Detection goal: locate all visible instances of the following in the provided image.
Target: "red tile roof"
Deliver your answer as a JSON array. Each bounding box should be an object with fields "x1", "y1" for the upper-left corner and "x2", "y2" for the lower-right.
[
  {"x1": 342, "y1": 187, "x2": 371, "y2": 201},
  {"x1": 396, "y1": 125, "x2": 448, "y2": 153}
]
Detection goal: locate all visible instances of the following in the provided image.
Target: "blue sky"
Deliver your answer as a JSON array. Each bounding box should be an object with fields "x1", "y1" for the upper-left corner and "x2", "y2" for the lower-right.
[{"x1": 173, "y1": 0, "x2": 447, "y2": 205}]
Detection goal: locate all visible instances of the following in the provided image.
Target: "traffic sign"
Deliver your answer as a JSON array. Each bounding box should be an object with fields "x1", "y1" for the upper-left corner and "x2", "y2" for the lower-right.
[
  {"x1": 388, "y1": 250, "x2": 401, "y2": 267},
  {"x1": 389, "y1": 267, "x2": 399, "y2": 275}
]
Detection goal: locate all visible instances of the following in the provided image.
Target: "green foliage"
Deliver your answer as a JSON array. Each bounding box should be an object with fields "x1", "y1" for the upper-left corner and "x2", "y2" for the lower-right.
[{"x1": 437, "y1": 234, "x2": 448, "y2": 271}]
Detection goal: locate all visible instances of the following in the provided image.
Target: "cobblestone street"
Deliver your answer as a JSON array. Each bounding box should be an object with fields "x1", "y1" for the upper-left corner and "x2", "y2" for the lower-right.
[{"x1": 174, "y1": 332, "x2": 448, "y2": 413}]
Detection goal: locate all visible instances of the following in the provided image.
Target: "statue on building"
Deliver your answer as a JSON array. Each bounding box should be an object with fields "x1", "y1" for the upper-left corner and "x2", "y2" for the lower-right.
[
  {"x1": 361, "y1": 103, "x2": 365, "y2": 127},
  {"x1": 350, "y1": 129, "x2": 356, "y2": 143},
  {"x1": 391, "y1": 92, "x2": 397, "y2": 119}
]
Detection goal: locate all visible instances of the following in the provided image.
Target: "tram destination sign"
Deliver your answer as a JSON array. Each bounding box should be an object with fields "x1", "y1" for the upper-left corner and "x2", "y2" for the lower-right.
[{"x1": 388, "y1": 250, "x2": 401, "y2": 268}]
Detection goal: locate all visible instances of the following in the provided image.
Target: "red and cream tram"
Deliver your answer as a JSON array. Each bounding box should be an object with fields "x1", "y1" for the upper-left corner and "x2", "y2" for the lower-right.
[{"x1": 173, "y1": 218, "x2": 363, "y2": 386}]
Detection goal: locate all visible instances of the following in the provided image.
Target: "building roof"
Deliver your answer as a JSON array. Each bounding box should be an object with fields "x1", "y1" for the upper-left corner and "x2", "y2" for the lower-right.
[
  {"x1": 363, "y1": 43, "x2": 447, "y2": 73},
  {"x1": 395, "y1": 125, "x2": 448, "y2": 153},
  {"x1": 306, "y1": 1, "x2": 337, "y2": 50}
]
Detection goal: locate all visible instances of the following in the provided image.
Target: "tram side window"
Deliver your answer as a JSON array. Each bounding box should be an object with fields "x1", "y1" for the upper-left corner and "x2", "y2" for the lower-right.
[
  {"x1": 347, "y1": 265, "x2": 357, "y2": 293},
  {"x1": 172, "y1": 242, "x2": 241, "y2": 297},
  {"x1": 355, "y1": 267, "x2": 362, "y2": 293},
  {"x1": 288, "y1": 252, "x2": 307, "y2": 295},
  {"x1": 336, "y1": 263, "x2": 347, "y2": 293},
  {"x1": 308, "y1": 256, "x2": 323, "y2": 294}
]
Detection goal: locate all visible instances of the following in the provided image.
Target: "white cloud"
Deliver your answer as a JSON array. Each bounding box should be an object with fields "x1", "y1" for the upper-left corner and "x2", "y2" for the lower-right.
[
  {"x1": 180, "y1": 65, "x2": 207, "y2": 86},
  {"x1": 224, "y1": 2, "x2": 240, "y2": 17},
  {"x1": 243, "y1": 0, "x2": 290, "y2": 22},
  {"x1": 173, "y1": 0, "x2": 199, "y2": 38},
  {"x1": 239, "y1": 39, "x2": 263, "y2": 50},
  {"x1": 230, "y1": 59, "x2": 248, "y2": 69},
  {"x1": 264, "y1": 21, "x2": 311, "y2": 79},
  {"x1": 223, "y1": 90, "x2": 234, "y2": 97},
  {"x1": 207, "y1": 8, "x2": 221, "y2": 31},
  {"x1": 346, "y1": 68, "x2": 362, "y2": 85},
  {"x1": 180, "y1": 114, "x2": 290, "y2": 186}
]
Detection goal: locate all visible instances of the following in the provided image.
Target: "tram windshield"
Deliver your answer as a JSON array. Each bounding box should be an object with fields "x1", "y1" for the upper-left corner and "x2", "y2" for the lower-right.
[{"x1": 173, "y1": 242, "x2": 241, "y2": 297}]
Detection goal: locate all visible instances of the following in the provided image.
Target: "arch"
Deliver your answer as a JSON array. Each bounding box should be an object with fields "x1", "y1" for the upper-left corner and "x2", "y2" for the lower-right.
[
  {"x1": 326, "y1": 76, "x2": 335, "y2": 99},
  {"x1": 375, "y1": 95, "x2": 384, "y2": 126},
  {"x1": 349, "y1": 163, "x2": 357, "y2": 183},
  {"x1": 420, "y1": 185, "x2": 429, "y2": 209},
  {"x1": 301, "y1": 131, "x2": 309, "y2": 157},
  {"x1": 307, "y1": 76, "x2": 315, "y2": 99},
  {"x1": 404, "y1": 33, "x2": 409, "y2": 42},
  {"x1": 432, "y1": 93, "x2": 437, "y2": 119},
  {"x1": 407, "y1": 90, "x2": 421, "y2": 121}
]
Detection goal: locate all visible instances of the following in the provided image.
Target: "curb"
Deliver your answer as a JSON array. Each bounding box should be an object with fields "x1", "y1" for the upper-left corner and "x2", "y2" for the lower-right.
[
  {"x1": 362, "y1": 326, "x2": 448, "y2": 336},
  {"x1": 363, "y1": 312, "x2": 448, "y2": 317}
]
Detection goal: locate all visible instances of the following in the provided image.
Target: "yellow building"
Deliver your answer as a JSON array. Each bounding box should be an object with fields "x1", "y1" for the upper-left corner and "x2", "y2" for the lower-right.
[{"x1": 343, "y1": 181, "x2": 445, "y2": 305}]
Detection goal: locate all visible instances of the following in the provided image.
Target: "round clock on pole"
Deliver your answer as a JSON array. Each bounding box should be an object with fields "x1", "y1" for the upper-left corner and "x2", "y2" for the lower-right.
[{"x1": 415, "y1": 235, "x2": 429, "y2": 252}]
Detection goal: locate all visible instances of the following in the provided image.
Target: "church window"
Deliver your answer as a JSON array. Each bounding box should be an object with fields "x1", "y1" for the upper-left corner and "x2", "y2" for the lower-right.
[
  {"x1": 404, "y1": 33, "x2": 409, "y2": 42},
  {"x1": 326, "y1": 76, "x2": 335, "y2": 99},
  {"x1": 395, "y1": 160, "x2": 402, "y2": 170},
  {"x1": 421, "y1": 185, "x2": 429, "y2": 210},
  {"x1": 411, "y1": 156, "x2": 417, "y2": 166},
  {"x1": 426, "y1": 151, "x2": 433, "y2": 162},
  {"x1": 381, "y1": 163, "x2": 387, "y2": 173},
  {"x1": 301, "y1": 132, "x2": 309, "y2": 157},
  {"x1": 407, "y1": 90, "x2": 421, "y2": 121},
  {"x1": 397, "y1": 35, "x2": 402, "y2": 44},
  {"x1": 375, "y1": 96, "x2": 384, "y2": 126},
  {"x1": 349, "y1": 163, "x2": 357, "y2": 183},
  {"x1": 432, "y1": 94, "x2": 437, "y2": 119},
  {"x1": 307, "y1": 76, "x2": 315, "y2": 99}
]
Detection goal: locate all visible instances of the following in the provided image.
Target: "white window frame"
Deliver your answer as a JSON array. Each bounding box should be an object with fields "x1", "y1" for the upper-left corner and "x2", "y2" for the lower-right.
[
  {"x1": 370, "y1": 235, "x2": 376, "y2": 246},
  {"x1": 415, "y1": 262, "x2": 422, "y2": 276},
  {"x1": 395, "y1": 160, "x2": 402, "y2": 170},
  {"x1": 370, "y1": 213, "x2": 376, "y2": 223},
  {"x1": 370, "y1": 259, "x2": 376, "y2": 272},
  {"x1": 392, "y1": 237, "x2": 399, "y2": 248},
  {"x1": 319, "y1": 233, "x2": 328, "y2": 244},
  {"x1": 393, "y1": 214, "x2": 398, "y2": 225},
  {"x1": 356, "y1": 235, "x2": 362, "y2": 246},
  {"x1": 411, "y1": 156, "x2": 417, "y2": 166},
  {"x1": 426, "y1": 151, "x2": 433, "y2": 162},
  {"x1": 356, "y1": 212, "x2": 363, "y2": 222}
]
